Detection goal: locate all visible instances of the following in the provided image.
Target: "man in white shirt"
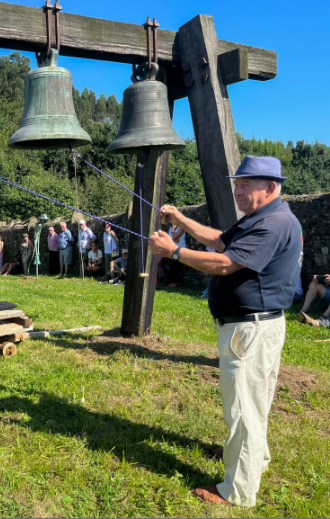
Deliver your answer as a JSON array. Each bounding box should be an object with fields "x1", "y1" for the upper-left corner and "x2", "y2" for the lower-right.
[
  {"x1": 102, "y1": 222, "x2": 119, "y2": 281},
  {"x1": 78, "y1": 219, "x2": 95, "y2": 277}
]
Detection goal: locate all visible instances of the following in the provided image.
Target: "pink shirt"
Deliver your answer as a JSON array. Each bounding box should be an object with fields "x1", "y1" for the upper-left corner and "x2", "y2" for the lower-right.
[{"x1": 48, "y1": 232, "x2": 59, "y2": 251}]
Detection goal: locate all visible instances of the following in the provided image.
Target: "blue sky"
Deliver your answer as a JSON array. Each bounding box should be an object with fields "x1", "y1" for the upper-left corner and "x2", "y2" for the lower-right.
[{"x1": 3, "y1": 0, "x2": 330, "y2": 145}]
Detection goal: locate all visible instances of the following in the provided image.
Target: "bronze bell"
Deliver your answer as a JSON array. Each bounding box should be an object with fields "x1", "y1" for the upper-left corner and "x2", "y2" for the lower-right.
[
  {"x1": 8, "y1": 49, "x2": 91, "y2": 150},
  {"x1": 108, "y1": 63, "x2": 185, "y2": 154}
]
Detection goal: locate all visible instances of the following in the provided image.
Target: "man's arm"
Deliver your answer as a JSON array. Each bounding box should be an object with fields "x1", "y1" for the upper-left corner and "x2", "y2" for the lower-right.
[
  {"x1": 160, "y1": 205, "x2": 225, "y2": 252},
  {"x1": 150, "y1": 231, "x2": 243, "y2": 276}
]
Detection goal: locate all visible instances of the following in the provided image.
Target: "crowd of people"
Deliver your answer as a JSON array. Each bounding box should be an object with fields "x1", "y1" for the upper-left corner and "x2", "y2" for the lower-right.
[{"x1": 0, "y1": 219, "x2": 129, "y2": 285}]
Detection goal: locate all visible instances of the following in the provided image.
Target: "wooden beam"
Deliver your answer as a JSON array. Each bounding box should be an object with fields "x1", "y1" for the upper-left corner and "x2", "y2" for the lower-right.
[
  {"x1": 0, "y1": 2, "x2": 276, "y2": 82},
  {"x1": 219, "y1": 48, "x2": 248, "y2": 85},
  {"x1": 179, "y1": 15, "x2": 244, "y2": 231},
  {"x1": 121, "y1": 148, "x2": 169, "y2": 336}
]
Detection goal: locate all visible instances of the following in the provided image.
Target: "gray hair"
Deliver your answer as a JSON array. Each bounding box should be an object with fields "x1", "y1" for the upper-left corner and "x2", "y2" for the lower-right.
[{"x1": 60, "y1": 221, "x2": 67, "y2": 228}]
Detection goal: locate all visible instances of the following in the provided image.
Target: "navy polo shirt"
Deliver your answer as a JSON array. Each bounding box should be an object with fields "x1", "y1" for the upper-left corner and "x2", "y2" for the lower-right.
[{"x1": 208, "y1": 197, "x2": 303, "y2": 319}]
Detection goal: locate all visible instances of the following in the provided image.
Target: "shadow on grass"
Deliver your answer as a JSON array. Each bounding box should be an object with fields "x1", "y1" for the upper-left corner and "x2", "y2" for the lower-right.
[
  {"x1": 43, "y1": 329, "x2": 219, "y2": 368},
  {"x1": 0, "y1": 389, "x2": 220, "y2": 488}
]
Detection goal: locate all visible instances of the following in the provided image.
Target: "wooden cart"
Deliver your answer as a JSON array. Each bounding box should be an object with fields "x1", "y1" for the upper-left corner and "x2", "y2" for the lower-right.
[{"x1": 0, "y1": 301, "x2": 33, "y2": 358}]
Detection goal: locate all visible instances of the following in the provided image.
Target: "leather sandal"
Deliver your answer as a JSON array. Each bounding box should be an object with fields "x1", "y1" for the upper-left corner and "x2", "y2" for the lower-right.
[
  {"x1": 194, "y1": 485, "x2": 230, "y2": 505},
  {"x1": 297, "y1": 311, "x2": 319, "y2": 327}
]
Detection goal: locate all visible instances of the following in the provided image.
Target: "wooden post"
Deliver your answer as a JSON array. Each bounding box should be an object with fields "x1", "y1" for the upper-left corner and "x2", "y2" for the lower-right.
[
  {"x1": 179, "y1": 15, "x2": 244, "y2": 230},
  {"x1": 121, "y1": 148, "x2": 170, "y2": 336}
]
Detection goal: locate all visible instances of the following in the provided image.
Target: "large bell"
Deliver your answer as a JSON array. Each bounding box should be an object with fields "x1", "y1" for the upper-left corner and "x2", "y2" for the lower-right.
[
  {"x1": 108, "y1": 63, "x2": 185, "y2": 154},
  {"x1": 8, "y1": 49, "x2": 91, "y2": 150}
]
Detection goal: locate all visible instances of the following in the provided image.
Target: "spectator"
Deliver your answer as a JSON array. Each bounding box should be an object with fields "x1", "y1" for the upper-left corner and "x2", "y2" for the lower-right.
[
  {"x1": 101, "y1": 249, "x2": 128, "y2": 285},
  {"x1": 78, "y1": 219, "x2": 95, "y2": 277},
  {"x1": 0, "y1": 235, "x2": 3, "y2": 271},
  {"x1": 58, "y1": 222, "x2": 74, "y2": 277},
  {"x1": 21, "y1": 233, "x2": 34, "y2": 275},
  {"x1": 167, "y1": 225, "x2": 186, "y2": 287},
  {"x1": 102, "y1": 223, "x2": 119, "y2": 281},
  {"x1": 297, "y1": 274, "x2": 330, "y2": 327},
  {"x1": 48, "y1": 226, "x2": 59, "y2": 275},
  {"x1": 0, "y1": 254, "x2": 22, "y2": 276},
  {"x1": 87, "y1": 241, "x2": 104, "y2": 277}
]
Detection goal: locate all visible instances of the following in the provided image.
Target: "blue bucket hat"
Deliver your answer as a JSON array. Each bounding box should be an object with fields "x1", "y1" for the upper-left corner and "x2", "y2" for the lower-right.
[{"x1": 227, "y1": 155, "x2": 287, "y2": 182}]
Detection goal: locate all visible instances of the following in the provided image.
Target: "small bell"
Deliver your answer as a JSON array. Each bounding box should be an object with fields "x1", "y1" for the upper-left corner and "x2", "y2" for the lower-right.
[
  {"x1": 108, "y1": 63, "x2": 185, "y2": 154},
  {"x1": 8, "y1": 49, "x2": 91, "y2": 150}
]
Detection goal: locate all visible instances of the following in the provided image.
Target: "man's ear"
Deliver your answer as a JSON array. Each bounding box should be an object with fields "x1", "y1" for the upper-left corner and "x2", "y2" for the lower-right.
[{"x1": 266, "y1": 181, "x2": 277, "y2": 196}]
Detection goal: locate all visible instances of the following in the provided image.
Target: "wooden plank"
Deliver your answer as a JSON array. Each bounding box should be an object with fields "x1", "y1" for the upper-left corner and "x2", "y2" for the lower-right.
[
  {"x1": 219, "y1": 48, "x2": 249, "y2": 85},
  {"x1": 217, "y1": 40, "x2": 277, "y2": 81},
  {"x1": 0, "y1": 301, "x2": 17, "y2": 311},
  {"x1": 179, "y1": 15, "x2": 243, "y2": 230},
  {"x1": 121, "y1": 147, "x2": 170, "y2": 336},
  {"x1": 11, "y1": 317, "x2": 32, "y2": 327},
  {"x1": 0, "y1": 323, "x2": 24, "y2": 337},
  {"x1": 0, "y1": 2, "x2": 276, "y2": 82},
  {"x1": 0, "y1": 309, "x2": 25, "y2": 320}
]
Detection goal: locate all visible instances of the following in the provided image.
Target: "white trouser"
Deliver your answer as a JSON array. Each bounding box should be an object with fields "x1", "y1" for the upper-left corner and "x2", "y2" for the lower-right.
[{"x1": 215, "y1": 314, "x2": 286, "y2": 507}]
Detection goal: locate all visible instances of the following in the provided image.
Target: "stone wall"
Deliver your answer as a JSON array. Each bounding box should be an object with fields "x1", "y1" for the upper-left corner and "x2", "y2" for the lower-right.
[{"x1": 0, "y1": 193, "x2": 329, "y2": 287}]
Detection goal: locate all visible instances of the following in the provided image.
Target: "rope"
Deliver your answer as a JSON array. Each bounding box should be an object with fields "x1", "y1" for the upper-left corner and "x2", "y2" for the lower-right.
[
  {"x1": 138, "y1": 163, "x2": 145, "y2": 274},
  {"x1": 0, "y1": 176, "x2": 149, "y2": 241},
  {"x1": 76, "y1": 154, "x2": 160, "y2": 213}
]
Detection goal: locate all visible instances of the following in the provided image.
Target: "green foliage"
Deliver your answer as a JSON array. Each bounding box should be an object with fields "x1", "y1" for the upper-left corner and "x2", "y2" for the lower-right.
[{"x1": 1, "y1": 51, "x2": 330, "y2": 222}]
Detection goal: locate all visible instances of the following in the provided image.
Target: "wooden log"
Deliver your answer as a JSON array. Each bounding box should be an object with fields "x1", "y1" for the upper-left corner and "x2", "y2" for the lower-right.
[
  {"x1": 179, "y1": 15, "x2": 243, "y2": 230},
  {"x1": 0, "y1": 342, "x2": 17, "y2": 358},
  {"x1": 121, "y1": 147, "x2": 169, "y2": 336},
  {"x1": 0, "y1": 2, "x2": 276, "y2": 83}
]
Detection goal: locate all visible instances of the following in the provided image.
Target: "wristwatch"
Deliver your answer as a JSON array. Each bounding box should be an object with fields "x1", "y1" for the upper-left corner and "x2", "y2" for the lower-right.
[{"x1": 172, "y1": 246, "x2": 181, "y2": 261}]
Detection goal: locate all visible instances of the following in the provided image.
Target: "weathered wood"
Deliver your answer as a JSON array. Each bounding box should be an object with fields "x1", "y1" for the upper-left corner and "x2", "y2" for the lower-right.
[
  {"x1": 0, "y1": 323, "x2": 24, "y2": 337},
  {"x1": 10, "y1": 317, "x2": 32, "y2": 327},
  {"x1": 0, "y1": 301, "x2": 17, "y2": 311},
  {"x1": 219, "y1": 48, "x2": 248, "y2": 85},
  {"x1": 0, "y1": 2, "x2": 276, "y2": 83},
  {"x1": 121, "y1": 147, "x2": 170, "y2": 336},
  {"x1": 0, "y1": 342, "x2": 17, "y2": 357},
  {"x1": 0, "y1": 309, "x2": 24, "y2": 320},
  {"x1": 179, "y1": 15, "x2": 244, "y2": 230}
]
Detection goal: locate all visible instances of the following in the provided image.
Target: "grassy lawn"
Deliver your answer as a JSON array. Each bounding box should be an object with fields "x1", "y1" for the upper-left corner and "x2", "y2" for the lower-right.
[{"x1": 0, "y1": 275, "x2": 329, "y2": 518}]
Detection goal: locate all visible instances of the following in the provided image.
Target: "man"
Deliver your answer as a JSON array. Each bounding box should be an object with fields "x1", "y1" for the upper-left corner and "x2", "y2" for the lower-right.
[
  {"x1": 77, "y1": 219, "x2": 95, "y2": 277},
  {"x1": 150, "y1": 155, "x2": 302, "y2": 507},
  {"x1": 48, "y1": 226, "x2": 59, "y2": 275},
  {"x1": 101, "y1": 249, "x2": 128, "y2": 285},
  {"x1": 297, "y1": 274, "x2": 330, "y2": 327},
  {"x1": 58, "y1": 222, "x2": 74, "y2": 277},
  {"x1": 0, "y1": 254, "x2": 22, "y2": 276},
  {"x1": 101, "y1": 223, "x2": 119, "y2": 282}
]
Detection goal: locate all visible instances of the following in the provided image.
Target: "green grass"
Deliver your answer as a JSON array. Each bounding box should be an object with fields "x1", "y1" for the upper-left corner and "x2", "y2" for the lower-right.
[{"x1": 0, "y1": 275, "x2": 329, "y2": 518}]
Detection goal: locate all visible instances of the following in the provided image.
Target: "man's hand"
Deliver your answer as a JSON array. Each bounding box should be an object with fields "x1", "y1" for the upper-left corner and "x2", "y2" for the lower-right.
[
  {"x1": 160, "y1": 205, "x2": 183, "y2": 227},
  {"x1": 149, "y1": 230, "x2": 178, "y2": 258}
]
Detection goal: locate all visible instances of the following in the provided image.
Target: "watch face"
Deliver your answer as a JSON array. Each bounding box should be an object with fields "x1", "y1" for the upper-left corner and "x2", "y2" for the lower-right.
[{"x1": 173, "y1": 253, "x2": 179, "y2": 260}]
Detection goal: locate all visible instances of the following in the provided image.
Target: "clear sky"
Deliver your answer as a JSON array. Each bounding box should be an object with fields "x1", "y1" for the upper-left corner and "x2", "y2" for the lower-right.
[{"x1": 3, "y1": 0, "x2": 330, "y2": 145}]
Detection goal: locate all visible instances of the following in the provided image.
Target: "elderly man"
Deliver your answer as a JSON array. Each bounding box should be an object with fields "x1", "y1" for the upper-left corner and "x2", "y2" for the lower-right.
[
  {"x1": 48, "y1": 226, "x2": 59, "y2": 275},
  {"x1": 77, "y1": 219, "x2": 95, "y2": 277},
  {"x1": 58, "y1": 222, "x2": 74, "y2": 277},
  {"x1": 150, "y1": 156, "x2": 302, "y2": 507}
]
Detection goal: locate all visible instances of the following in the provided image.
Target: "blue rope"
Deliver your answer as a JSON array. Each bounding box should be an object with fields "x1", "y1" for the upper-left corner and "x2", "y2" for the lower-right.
[
  {"x1": 76, "y1": 154, "x2": 160, "y2": 212},
  {"x1": 0, "y1": 176, "x2": 149, "y2": 241},
  {"x1": 138, "y1": 163, "x2": 145, "y2": 274}
]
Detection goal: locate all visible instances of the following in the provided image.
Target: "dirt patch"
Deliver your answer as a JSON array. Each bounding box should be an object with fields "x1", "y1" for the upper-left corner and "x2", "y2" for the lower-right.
[
  {"x1": 70, "y1": 329, "x2": 328, "y2": 402},
  {"x1": 276, "y1": 364, "x2": 319, "y2": 399}
]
